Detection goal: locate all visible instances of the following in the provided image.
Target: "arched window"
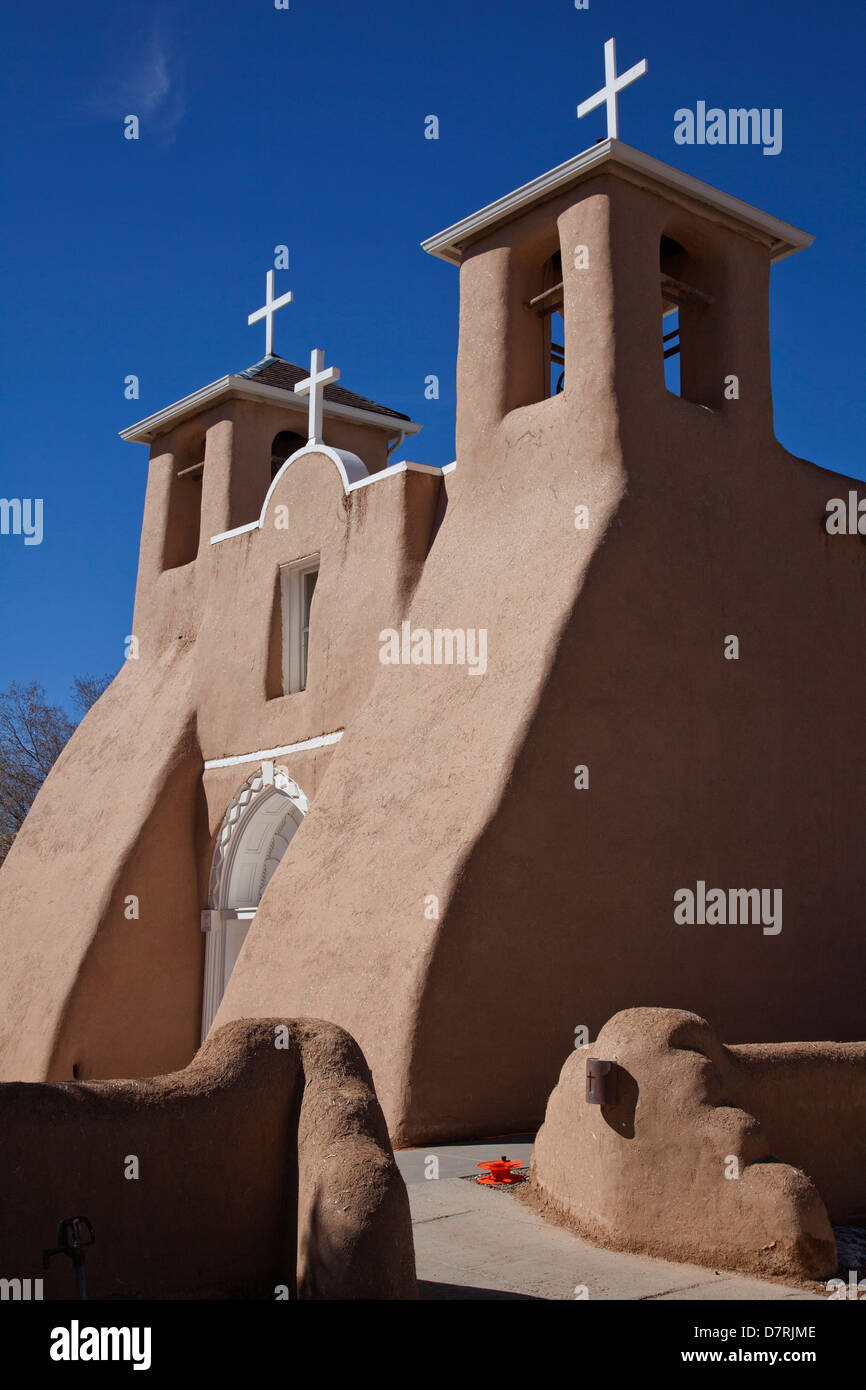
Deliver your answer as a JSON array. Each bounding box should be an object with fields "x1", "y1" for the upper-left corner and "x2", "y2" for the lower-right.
[{"x1": 270, "y1": 429, "x2": 306, "y2": 479}]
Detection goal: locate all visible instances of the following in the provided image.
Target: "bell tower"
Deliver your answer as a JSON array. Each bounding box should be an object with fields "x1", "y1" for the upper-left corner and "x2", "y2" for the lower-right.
[{"x1": 423, "y1": 138, "x2": 812, "y2": 470}]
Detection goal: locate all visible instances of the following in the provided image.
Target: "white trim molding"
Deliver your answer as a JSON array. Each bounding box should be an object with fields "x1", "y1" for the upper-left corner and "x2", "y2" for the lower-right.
[
  {"x1": 201, "y1": 762, "x2": 309, "y2": 1040},
  {"x1": 348, "y1": 459, "x2": 445, "y2": 491},
  {"x1": 203, "y1": 730, "x2": 343, "y2": 770},
  {"x1": 421, "y1": 138, "x2": 812, "y2": 265},
  {"x1": 209, "y1": 450, "x2": 456, "y2": 545},
  {"x1": 261, "y1": 442, "x2": 368, "y2": 518},
  {"x1": 120, "y1": 373, "x2": 421, "y2": 446},
  {"x1": 206, "y1": 763, "x2": 309, "y2": 910},
  {"x1": 209, "y1": 519, "x2": 259, "y2": 545},
  {"x1": 279, "y1": 554, "x2": 319, "y2": 694}
]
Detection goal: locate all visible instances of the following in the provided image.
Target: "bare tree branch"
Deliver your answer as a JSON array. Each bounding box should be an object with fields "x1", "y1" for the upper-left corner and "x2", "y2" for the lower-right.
[{"x1": 0, "y1": 673, "x2": 115, "y2": 867}]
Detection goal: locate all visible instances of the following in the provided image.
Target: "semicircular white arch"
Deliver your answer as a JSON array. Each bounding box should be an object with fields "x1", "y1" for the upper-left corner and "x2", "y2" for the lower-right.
[
  {"x1": 201, "y1": 764, "x2": 308, "y2": 1040},
  {"x1": 259, "y1": 443, "x2": 367, "y2": 528}
]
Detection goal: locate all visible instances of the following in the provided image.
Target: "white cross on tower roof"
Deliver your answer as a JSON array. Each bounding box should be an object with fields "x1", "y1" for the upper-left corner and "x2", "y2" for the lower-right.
[
  {"x1": 247, "y1": 269, "x2": 293, "y2": 358},
  {"x1": 295, "y1": 348, "x2": 340, "y2": 446},
  {"x1": 577, "y1": 37, "x2": 648, "y2": 141}
]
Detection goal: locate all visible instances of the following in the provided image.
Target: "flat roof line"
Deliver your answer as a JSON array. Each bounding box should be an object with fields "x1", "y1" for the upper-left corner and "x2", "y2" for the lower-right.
[
  {"x1": 121, "y1": 375, "x2": 421, "y2": 446},
  {"x1": 421, "y1": 139, "x2": 813, "y2": 265}
]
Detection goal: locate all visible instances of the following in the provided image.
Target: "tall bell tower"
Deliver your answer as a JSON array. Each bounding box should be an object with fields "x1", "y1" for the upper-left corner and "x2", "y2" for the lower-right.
[
  {"x1": 423, "y1": 33, "x2": 810, "y2": 486},
  {"x1": 423, "y1": 137, "x2": 811, "y2": 472}
]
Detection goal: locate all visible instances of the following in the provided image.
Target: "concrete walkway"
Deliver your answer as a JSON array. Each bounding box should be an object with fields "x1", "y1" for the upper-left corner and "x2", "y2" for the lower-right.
[{"x1": 394, "y1": 1141, "x2": 823, "y2": 1301}]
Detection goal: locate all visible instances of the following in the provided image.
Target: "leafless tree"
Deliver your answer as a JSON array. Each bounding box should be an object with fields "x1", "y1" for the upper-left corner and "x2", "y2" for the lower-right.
[{"x1": 0, "y1": 674, "x2": 113, "y2": 866}]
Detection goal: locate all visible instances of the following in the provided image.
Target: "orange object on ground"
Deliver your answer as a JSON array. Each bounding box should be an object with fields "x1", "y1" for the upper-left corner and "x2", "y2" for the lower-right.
[{"x1": 477, "y1": 1156, "x2": 527, "y2": 1185}]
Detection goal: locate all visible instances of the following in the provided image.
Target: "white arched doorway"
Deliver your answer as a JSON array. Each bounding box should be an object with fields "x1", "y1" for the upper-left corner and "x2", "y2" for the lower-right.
[{"x1": 201, "y1": 763, "x2": 308, "y2": 1039}]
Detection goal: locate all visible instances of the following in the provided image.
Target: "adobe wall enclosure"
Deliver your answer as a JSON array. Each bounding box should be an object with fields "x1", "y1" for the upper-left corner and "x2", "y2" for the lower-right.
[
  {"x1": 529, "y1": 1009, "x2": 866, "y2": 1281},
  {"x1": 0, "y1": 1019, "x2": 417, "y2": 1300}
]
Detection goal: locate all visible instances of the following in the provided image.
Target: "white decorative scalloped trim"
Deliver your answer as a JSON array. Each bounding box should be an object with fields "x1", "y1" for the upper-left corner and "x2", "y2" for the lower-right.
[{"x1": 207, "y1": 763, "x2": 309, "y2": 909}]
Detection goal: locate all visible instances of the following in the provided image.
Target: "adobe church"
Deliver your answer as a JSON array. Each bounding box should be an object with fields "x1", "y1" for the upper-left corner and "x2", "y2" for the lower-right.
[{"x1": 0, "y1": 72, "x2": 863, "y2": 1147}]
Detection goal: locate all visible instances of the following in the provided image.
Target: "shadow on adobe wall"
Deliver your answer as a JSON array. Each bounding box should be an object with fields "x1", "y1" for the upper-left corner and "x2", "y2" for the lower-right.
[{"x1": 0, "y1": 1018, "x2": 416, "y2": 1300}]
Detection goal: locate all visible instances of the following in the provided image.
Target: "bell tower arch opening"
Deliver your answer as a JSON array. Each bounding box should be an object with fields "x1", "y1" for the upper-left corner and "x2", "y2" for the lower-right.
[
  {"x1": 522, "y1": 248, "x2": 566, "y2": 405},
  {"x1": 201, "y1": 765, "x2": 308, "y2": 1039}
]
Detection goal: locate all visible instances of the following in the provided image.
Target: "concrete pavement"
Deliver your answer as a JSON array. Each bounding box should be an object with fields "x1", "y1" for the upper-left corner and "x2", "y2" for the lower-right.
[{"x1": 394, "y1": 1141, "x2": 824, "y2": 1302}]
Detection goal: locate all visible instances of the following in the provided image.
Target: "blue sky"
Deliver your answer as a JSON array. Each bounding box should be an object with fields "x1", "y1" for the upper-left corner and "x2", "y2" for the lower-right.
[{"x1": 1, "y1": 0, "x2": 863, "y2": 707}]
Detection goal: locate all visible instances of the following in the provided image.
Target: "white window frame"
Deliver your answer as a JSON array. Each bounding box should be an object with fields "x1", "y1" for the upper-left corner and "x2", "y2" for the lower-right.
[{"x1": 280, "y1": 555, "x2": 319, "y2": 694}]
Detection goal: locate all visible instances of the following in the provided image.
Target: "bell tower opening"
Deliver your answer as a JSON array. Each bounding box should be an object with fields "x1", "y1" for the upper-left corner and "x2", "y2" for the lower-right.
[
  {"x1": 524, "y1": 249, "x2": 566, "y2": 402},
  {"x1": 162, "y1": 430, "x2": 204, "y2": 569},
  {"x1": 659, "y1": 234, "x2": 717, "y2": 406},
  {"x1": 270, "y1": 429, "x2": 307, "y2": 479}
]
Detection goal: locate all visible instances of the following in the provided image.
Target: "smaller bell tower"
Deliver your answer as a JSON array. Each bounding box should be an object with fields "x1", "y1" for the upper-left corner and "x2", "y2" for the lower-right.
[{"x1": 121, "y1": 352, "x2": 420, "y2": 650}]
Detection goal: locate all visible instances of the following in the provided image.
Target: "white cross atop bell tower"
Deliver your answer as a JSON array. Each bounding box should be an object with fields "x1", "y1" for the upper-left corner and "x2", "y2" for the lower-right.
[
  {"x1": 295, "y1": 348, "x2": 340, "y2": 446},
  {"x1": 577, "y1": 37, "x2": 648, "y2": 140},
  {"x1": 247, "y1": 269, "x2": 293, "y2": 358}
]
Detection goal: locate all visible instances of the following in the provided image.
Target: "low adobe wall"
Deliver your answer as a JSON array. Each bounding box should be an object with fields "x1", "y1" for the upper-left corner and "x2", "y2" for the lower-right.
[
  {"x1": 728, "y1": 1041, "x2": 866, "y2": 1225},
  {"x1": 0, "y1": 1018, "x2": 416, "y2": 1300},
  {"x1": 528, "y1": 1008, "x2": 864, "y2": 1281}
]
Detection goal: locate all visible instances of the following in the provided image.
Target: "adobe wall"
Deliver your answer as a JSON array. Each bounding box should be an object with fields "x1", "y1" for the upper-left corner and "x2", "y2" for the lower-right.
[
  {"x1": 192, "y1": 450, "x2": 440, "y2": 766},
  {"x1": 0, "y1": 646, "x2": 203, "y2": 1083},
  {"x1": 0, "y1": 1018, "x2": 416, "y2": 1300},
  {"x1": 0, "y1": 165, "x2": 861, "y2": 1147},
  {"x1": 210, "y1": 188, "x2": 626, "y2": 1136},
  {"x1": 214, "y1": 173, "x2": 865, "y2": 1142},
  {"x1": 403, "y1": 178, "x2": 865, "y2": 1137},
  {"x1": 528, "y1": 1008, "x2": 861, "y2": 1281},
  {"x1": 728, "y1": 1042, "x2": 866, "y2": 1223},
  {"x1": 0, "y1": 406, "x2": 439, "y2": 1081},
  {"x1": 132, "y1": 394, "x2": 409, "y2": 647}
]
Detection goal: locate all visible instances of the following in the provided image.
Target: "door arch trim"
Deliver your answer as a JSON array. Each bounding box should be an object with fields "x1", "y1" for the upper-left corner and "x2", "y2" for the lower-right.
[{"x1": 201, "y1": 762, "x2": 308, "y2": 1040}]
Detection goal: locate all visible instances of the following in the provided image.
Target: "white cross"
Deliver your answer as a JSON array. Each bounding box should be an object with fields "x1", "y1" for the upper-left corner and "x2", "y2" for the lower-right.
[
  {"x1": 295, "y1": 348, "x2": 340, "y2": 445},
  {"x1": 247, "y1": 269, "x2": 293, "y2": 358},
  {"x1": 577, "y1": 37, "x2": 647, "y2": 141}
]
